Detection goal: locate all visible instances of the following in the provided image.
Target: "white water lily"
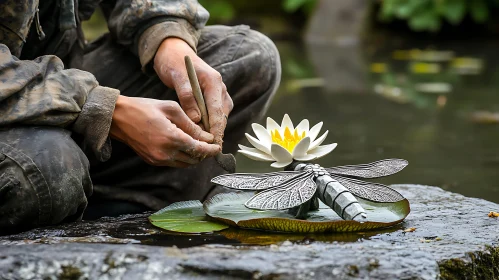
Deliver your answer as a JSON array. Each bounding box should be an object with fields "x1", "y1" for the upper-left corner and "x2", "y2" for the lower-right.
[{"x1": 238, "y1": 114, "x2": 337, "y2": 168}]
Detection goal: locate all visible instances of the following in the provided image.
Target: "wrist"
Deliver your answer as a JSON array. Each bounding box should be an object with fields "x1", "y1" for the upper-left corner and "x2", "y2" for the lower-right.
[
  {"x1": 110, "y1": 95, "x2": 130, "y2": 142},
  {"x1": 153, "y1": 37, "x2": 195, "y2": 70}
]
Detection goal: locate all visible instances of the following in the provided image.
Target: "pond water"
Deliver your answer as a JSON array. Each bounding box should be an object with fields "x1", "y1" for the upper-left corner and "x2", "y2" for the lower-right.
[
  {"x1": 237, "y1": 39, "x2": 499, "y2": 204},
  {"x1": 141, "y1": 39, "x2": 499, "y2": 248}
]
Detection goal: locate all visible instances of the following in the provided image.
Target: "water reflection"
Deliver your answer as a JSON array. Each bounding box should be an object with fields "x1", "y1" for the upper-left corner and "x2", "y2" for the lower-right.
[
  {"x1": 218, "y1": 225, "x2": 405, "y2": 245},
  {"x1": 137, "y1": 224, "x2": 407, "y2": 247},
  {"x1": 237, "y1": 41, "x2": 499, "y2": 204}
]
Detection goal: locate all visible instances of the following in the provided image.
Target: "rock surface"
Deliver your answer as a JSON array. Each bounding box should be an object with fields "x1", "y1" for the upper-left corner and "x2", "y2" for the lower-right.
[{"x1": 1, "y1": 185, "x2": 498, "y2": 280}]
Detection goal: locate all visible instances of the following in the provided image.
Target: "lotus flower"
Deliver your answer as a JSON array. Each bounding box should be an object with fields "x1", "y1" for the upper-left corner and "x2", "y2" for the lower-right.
[{"x1": 238, "y1": 114, "x2": 337, "y2": 168}]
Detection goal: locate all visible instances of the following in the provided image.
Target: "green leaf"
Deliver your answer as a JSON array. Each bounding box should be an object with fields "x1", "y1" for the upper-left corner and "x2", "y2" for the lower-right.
[
  {"x1": 440, "y1": 0, "x2": 466, "y2": 25},
  {"x1": 470, "y1": 0, "x2": 489, "y2": 23},
  {"x1": 149, "y1": 200, "x2": 229, "y2": 233},
  {"x1": 204, "y1": 192, "x2": 410, "y2": 233}
]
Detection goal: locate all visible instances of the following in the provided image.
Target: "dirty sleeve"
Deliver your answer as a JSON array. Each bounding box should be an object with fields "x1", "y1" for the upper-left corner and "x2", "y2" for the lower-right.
[
  {"x1": 0, "y1": 44, "x2": 119, "y2": 161},
  {"x1": 106, "y1": 0, "x2": 210, "y2": 73}
]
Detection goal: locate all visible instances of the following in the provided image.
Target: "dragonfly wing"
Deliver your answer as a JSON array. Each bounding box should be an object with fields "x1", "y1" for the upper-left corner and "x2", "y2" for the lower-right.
[
  {"x1": 331, "y1": 175, "x2": 405, "y2": 203},
  {"x1": 211, "y1": 171, "x2": 302, "y2": 190},
  {"x1": 326, "y1": 159, "x2": 408, "y2": 179},
  {"x1": 245, "y1": 172, "x2": 317, "y2": 210}
]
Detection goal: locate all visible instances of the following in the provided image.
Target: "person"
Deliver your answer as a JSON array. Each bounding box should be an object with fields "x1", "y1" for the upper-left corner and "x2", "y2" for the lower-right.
[{"x1": 0, "y1": 0, "x2": 280, "y2": 233}]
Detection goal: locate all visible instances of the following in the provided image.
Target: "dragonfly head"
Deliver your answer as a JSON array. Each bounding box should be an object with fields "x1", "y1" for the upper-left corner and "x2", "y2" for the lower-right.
[{"x1": 304, "y1": 164, "x2": 327, "y2": 178}]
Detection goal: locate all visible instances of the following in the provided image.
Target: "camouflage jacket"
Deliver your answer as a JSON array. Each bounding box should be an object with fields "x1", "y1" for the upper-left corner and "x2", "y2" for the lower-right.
[{"x1": 0, "y1": 0, "x2": 209, "y2": 161}]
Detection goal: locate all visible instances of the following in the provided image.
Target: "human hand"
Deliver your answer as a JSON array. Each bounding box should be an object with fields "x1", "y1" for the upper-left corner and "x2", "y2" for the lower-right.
[
  {"x1": 110, "y1": 96, "x2": 221, "y2": 168},
  {"x1": 153, "y1": 38, "x2": 233, "y2": 147}
]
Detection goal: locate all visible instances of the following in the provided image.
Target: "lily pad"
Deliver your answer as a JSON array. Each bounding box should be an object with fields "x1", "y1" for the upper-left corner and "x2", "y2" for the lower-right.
[
  {"x1": 149, "y1": 201, "x2": 229, "y2": 233},
  {"x1": 203, "y1": 192, "x2": 410, "y2": 233}
]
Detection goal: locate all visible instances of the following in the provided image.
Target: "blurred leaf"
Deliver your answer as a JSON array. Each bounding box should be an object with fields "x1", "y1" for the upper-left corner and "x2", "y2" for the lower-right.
[
  {"x1": 378, "y1": 0, "x2": 398, "y2": 21},
  {"x1": 81, "y1": 8, "x2": 108, "y2": 41},
  {"x1": 282, "y1": 0, "x2": 315, "y2": 13},
  {"x1": 302, "y1": 0, "x2": 318, "y2": 14},
  {"x1": 409, "y1": 10, "x2": 441, "y2": 32},
  {"x1": 440, "y1": 0, "x2": 466, "y2": 25},
  {"x1": 471, "y1": 111, "x2": 499, "y2": 124},
  {"x1": 285, "y1": 59, "x2": 312, "y2": 78},
  {"x1": 395, "y1": 4, "x2": 412, "y2": 19},
  {"x1": 370, "y1": 63, "x2": 388, "y2": 73},
  {"x1": 381, "y1": 72, "x2": 397, "y2": 85},
  {"x1": 199, "y1": 0, "x2": 235, "y2": 21},
  {"x1": 395, "y1": 0, "x2": 428, "y2": 19},
  {"x1": 409, "y1": 62, "x2": 441, "y2": 73},
  {"x1": 470, "y1": 0, "x2": 489, "y2": 23}
]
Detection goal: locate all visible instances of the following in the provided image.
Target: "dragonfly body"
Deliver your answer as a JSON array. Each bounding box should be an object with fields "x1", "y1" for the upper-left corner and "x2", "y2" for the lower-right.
[
  {"x1": 294, "y1": 163, "x2": 367, "y2": 221},
  {"x1": 211, "y1": 159, "x2": 408, "y2": 222}
]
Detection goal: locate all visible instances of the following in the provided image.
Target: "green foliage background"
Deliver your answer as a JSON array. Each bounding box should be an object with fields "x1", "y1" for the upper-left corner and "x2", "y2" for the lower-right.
[
  {"x1": 82, "y1": 0, "x2": 499, "y2": 41},
  {"x1": 378, "y1": 0, "x2": 499, "y2": 32},
  {"x1": 198, "y1": 0, "x2": 316, "y2": 23}
]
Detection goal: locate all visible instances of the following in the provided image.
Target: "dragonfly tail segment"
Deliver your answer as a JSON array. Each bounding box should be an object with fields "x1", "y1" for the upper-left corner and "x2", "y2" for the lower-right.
[{"x1": 294, "y1": 163, "x2": 368, "y2": 222}]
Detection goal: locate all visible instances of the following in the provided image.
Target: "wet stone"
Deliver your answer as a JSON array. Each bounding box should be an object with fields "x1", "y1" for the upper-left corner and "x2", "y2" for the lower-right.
[{"x1": 1, "y1": 185, "x2": 498, "y2": 279}]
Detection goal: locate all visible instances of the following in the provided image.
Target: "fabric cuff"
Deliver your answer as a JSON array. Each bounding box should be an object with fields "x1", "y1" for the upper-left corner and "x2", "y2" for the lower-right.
[
  {"x1": 72, "y1": 86, "x2": 120, "y2": 162},
  {"x1": 138, "y1": 19, "x2": 199, "y2": 74}
]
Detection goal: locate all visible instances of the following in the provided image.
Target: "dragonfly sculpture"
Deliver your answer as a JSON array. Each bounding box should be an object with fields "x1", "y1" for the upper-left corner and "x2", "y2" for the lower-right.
[{"x1": 211, "y1": 159, "x2": 408, "y2": 221}]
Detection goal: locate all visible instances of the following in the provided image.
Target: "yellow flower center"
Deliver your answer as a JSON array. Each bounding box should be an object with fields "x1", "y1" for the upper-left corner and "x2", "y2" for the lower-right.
[{"x1": 271, "y1": 127, "x2": 306, "y2": 153}]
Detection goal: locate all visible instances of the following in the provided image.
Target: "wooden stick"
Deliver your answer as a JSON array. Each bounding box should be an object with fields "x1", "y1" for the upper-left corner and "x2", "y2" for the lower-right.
[
  {"x1": 185, "y1": 56, "x2": 210, "y2": 131},
  {"x1": 184, "y1": 55, "x2": 236, "y2": 173}
]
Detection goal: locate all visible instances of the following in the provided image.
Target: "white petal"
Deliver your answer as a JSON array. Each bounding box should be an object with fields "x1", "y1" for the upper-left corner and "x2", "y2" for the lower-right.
[
  {"x1": 295, "y1": 119, "x2": 309, "y2": 134},
  {"x1": 271, "y1": 160, "x2": 293, "y2": 168},
  {"x1": 270, "y1": 144, "x2": 293, "y2": 162},
  {"x1": 281, "y1": 114, "x2": 294, "y2": 132},
  {"x1": 308, "y1": 122, "x2": 323, "y2": 142},
  {"x1": 266, "y1": 117, "x2": 280, "y2": 132},
  {"x1": 308, "y1": 143, "x2": 338, "y2": 159},
  {"x1": 238, "y1": 144, "x2": 256, "y2": 151},
  {"x1": 252, "y1": 123, "x2": 271, "y2": 147},
  {"x1": 294, "y1": 154, "x2": 316, "y2": 161},
  {"x1": 308, "y1": 130, "x2": 329, "y2": 151},
  {"x1": 292, "y1": 136, "x2": 310, "y2": 157},
  {"x1": 238, "y1": 144, "x2": 270, "y2": 154},
  {"x1": 245, "y1": 133, "x2": 271, "y2": 154},
  {"x1": 238, "y1": 150, "x2": 275, "y2": 161}
]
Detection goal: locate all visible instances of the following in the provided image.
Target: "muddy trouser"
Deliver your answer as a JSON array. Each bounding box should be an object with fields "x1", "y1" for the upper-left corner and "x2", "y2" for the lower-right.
[{"x1": 0, "y1": 25, "x2": 281, "y2": 233}]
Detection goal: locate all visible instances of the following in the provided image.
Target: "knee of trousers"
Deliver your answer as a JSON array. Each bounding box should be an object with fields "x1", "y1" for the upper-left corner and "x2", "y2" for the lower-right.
[
  {"x1": 235, "y1": 28, "x2": 282, "y2": 102},
  {"x1": 0, "y1": 127, "x2": 91, "y2": 231}
]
